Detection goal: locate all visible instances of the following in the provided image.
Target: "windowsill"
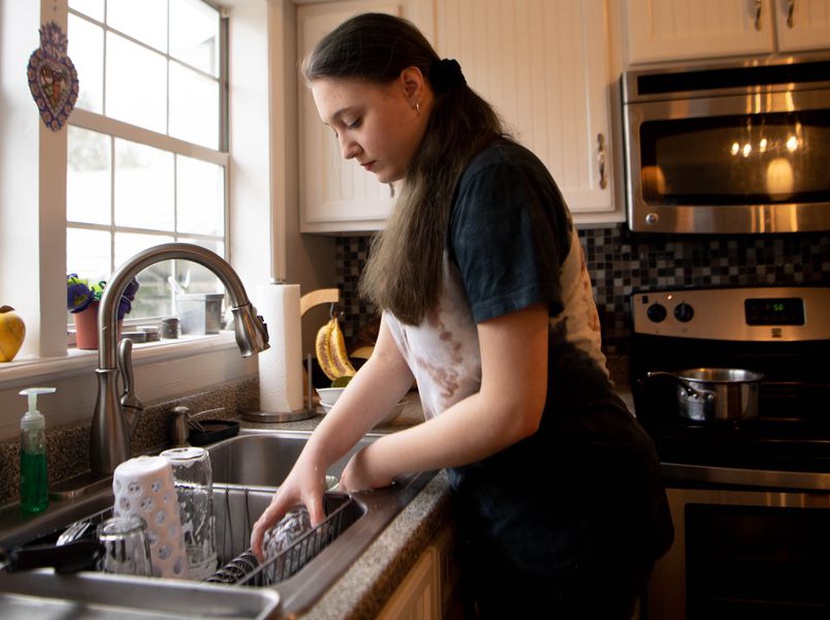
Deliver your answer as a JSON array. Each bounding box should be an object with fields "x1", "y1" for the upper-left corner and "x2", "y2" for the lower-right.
[{"x1": 0, "y1": 331, "x2": 238, "y2": 389}]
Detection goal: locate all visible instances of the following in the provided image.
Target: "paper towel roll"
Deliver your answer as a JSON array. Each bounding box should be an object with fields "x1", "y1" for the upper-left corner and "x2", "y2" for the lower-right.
[
  {"x1": 258, "y1": 283, "x2": 304, "y2": 413},
  {"x1": 113, "y1": 456, "x2": 190, "y2": 579}
]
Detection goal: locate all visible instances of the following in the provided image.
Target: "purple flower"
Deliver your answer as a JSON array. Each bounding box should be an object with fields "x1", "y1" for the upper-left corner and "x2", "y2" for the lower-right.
[{"x1": 67, "y1": 274, "x2": 140, "y2": 319}]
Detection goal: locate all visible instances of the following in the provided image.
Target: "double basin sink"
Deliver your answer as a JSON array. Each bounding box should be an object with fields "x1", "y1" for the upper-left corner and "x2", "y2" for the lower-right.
[{"x1": 0, "y1": 430, "x2": 437, "y2": 619}]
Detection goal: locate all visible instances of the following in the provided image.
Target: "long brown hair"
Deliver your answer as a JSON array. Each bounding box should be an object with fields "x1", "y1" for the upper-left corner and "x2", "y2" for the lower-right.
[{"x1": 304, "y1": 13, "x2": 507, "y2": 325}]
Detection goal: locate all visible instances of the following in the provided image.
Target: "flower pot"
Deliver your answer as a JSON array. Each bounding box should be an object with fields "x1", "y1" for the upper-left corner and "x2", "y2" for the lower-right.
[{"x1": 73, "y1": 302, "x2": 122, "y2": 350}]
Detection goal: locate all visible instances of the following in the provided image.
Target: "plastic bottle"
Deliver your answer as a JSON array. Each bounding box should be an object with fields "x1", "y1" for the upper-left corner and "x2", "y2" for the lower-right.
[{"x1": 19, "y1": 387, "x2": 55, "y2": 514}]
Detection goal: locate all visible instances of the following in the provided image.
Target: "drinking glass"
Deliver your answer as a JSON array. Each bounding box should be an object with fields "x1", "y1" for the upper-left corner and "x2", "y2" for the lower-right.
[
  {"x1": 160, "y1": 446, "x2": 218, "y2": 580},
  {"x1": 97, "y1": 515, "x2": 153, "y2": 576}
]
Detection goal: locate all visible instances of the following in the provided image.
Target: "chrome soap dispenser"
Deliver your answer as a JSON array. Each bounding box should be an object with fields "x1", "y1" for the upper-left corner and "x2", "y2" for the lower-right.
[{"x1": 19, "y1": 386, "x2": 55, "y2": 513}]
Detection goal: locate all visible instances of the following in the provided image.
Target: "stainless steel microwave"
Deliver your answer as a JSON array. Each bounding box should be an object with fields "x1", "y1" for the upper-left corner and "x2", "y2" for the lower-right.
[{"x1": 621, "y1": 57, "x2": 830, "y2": 234}]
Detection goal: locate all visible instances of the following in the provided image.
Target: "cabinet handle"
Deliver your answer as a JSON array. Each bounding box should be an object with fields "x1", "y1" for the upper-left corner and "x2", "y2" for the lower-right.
[
  {"x1": 787, "y1": 0, "x2": 795, "y2": 28},
  {"x1": 754, "y1": 0, "x2": 763, "y2": 31},
  {"x1": 597, "y1": 133, "x2": 607, "y2": 190}
]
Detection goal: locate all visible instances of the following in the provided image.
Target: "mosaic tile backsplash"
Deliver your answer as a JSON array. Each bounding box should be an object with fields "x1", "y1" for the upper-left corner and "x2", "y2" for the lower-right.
[{"x1": 335, "y1": 226, "x2": 830, "y2": 353}]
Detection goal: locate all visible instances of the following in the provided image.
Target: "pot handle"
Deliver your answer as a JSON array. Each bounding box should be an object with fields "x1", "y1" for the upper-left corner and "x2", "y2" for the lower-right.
[
  {"x1": 0, "y1": 539, "x2": 103, "y2": 574},
  {"x1": 645, "y1": 371, "x2": 716, "y2": 402}
]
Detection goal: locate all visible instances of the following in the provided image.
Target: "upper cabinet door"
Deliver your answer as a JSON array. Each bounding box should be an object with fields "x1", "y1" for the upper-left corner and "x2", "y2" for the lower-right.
[
  {"x1": 298, "y1": 0, "x2": 619, "y2": 233},
  {"x1": 298, "y1": 1, "x2": 402, "y2": 234},
  {"x1": 773, "y1": 0, "x2": 830, "y2": 53},
  {"x1": 435, "y1": 0, "x2": 617, "y2": 219},
  {"x1": 624, "y1": 0, "x2": 830, "y2": 64},
  {"x1": 625, "y1": 0, "x2": 774, "y2": 64}
]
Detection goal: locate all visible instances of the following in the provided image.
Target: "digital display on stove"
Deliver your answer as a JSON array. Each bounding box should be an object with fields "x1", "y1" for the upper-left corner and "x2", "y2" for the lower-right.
[{"x1": 745, "y1": 297, "x2": 805, "y2": 326}]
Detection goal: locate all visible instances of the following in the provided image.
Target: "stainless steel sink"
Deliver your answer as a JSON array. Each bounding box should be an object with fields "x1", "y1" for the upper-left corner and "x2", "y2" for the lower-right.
[
  {"x1": 0, "y1": 570, "x2": 281, "y2": 619},
  {"x1": 0, "y1": 430, "x2": 436, "y2": 618},
  {"x1": 207, "y1": 429, "x2": 375, "y2": 487}
]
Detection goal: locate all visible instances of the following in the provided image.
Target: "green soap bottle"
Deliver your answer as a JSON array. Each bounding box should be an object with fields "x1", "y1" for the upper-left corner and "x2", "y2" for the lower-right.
[{"x1": 19, "y1": 387, "x2": 55, "y2": 514}]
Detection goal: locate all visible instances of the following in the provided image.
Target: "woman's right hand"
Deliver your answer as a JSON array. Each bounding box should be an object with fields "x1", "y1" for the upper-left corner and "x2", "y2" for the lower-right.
[{"x1": 249, "y1": 458, "x2": 328, "y2": 562}]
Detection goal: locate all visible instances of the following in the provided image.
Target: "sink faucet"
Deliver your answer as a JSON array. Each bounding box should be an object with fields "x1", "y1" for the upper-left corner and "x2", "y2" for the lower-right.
[{"x1": 90, "y1": 243, "x2": 270, "y2": 477}]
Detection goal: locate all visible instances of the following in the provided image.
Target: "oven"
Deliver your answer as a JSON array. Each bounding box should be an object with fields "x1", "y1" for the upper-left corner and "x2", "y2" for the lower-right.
[
  {"x1": 621, "y1": 57, "x2": 830, "y2": 234},
  {"x1": 629, "y1": 285, "x2": 830, "y2": 619}
]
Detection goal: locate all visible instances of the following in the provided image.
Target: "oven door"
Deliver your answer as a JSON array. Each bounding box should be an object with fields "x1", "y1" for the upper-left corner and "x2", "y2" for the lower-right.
[
  {"x1": 645, "y1": 479, "x2": 830, "y2": 620},
  {"x1": 622, "y1": 88, "x2": 830, "y2": 234}
]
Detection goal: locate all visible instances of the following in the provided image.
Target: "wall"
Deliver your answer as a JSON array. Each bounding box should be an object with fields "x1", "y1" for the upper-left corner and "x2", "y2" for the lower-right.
[{"x1": 333, "y1": 226, "x2": 830, "y2": 352}]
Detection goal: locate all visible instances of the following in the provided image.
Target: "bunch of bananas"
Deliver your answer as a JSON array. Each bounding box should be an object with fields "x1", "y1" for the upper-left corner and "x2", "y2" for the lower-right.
[{"x1": 315, "y1": 316, "x2": 356, "y2": 382}]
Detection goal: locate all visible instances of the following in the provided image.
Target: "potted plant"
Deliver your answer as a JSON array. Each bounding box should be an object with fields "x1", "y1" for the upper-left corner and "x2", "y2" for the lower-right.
[{"x1": 67, "y1": 274, "x2": 139, "y2": 349}]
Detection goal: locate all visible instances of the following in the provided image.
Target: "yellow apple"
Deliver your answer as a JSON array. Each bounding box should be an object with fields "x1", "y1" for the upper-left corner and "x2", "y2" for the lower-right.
[{"x1": 0, "y1": 305, "x2": 25, "y2": 362}]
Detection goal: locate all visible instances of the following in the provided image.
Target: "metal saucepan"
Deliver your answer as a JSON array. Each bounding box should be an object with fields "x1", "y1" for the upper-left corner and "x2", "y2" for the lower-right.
[{"x1": 646, "y1": 368, "x2": 764, "y2": 424}]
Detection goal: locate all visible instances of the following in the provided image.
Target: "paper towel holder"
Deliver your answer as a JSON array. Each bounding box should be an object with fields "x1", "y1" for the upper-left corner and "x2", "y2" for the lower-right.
[{"x1": 242, "y1": 288, "x2": 340, "y2": 423}]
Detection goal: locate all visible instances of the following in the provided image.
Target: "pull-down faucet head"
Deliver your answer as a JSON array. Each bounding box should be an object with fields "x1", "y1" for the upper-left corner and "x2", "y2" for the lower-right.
[{"x1": 90, "y1": 243, "x2": 269, "y2": 477}]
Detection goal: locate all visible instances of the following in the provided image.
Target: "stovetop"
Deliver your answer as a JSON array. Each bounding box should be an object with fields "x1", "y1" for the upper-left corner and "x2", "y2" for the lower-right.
[{"x1": 628, "y1": 285, "x2": 830, "y2": 481}]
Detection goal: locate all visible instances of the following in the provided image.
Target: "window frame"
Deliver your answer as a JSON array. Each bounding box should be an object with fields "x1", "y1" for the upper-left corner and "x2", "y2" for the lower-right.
[
  {"x1": 0, "y1": 0, "x2": 280, "y2": 443},
  {"x1": 66, "y1": 2, "x2": 231, "y2": 331}
]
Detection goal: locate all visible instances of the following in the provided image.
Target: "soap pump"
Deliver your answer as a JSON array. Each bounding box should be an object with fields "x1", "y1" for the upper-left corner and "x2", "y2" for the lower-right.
[{"x1": 19, "y1": 387, "x2": 55, "y2": 514}]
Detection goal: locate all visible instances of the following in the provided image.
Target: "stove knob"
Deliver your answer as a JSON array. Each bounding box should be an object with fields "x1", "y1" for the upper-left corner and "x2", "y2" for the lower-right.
[
  {"x1": 674, "y1": 302, "x2": 694, "y2": 322},
  {"x1": 646, "y1": 303, "x2": 667, "y2": 323}
]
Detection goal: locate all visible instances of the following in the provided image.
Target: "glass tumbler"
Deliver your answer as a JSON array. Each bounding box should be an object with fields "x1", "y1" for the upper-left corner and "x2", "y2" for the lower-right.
[
  {"x1": 97, "y1": 515, "x2": 153, "y2": 576},
  {"x1": 160, "y1": 446, "x2": 218, "y2": 580}
]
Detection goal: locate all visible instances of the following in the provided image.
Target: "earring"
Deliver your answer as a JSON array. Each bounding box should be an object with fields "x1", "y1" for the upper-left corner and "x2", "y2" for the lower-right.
[{"x1": 416, "y1": 102, "x2": 421, "y2": 114}]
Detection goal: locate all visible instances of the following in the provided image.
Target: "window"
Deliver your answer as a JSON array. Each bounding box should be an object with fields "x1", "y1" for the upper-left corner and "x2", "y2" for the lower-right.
[{"x1": 67, "y1": 0, "x2": 228, "y2": 325}]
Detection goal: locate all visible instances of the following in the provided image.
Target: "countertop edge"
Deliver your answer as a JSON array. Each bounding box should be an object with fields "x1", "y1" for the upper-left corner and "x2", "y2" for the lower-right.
[{"x1": 299, "y1": 470, "x2": 452, "y2": 620}]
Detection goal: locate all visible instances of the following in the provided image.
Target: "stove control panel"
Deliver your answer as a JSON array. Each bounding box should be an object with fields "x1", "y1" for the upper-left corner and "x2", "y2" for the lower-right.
[{"x1": 630, "y1": 286, "x2": 830, "y2": 341}]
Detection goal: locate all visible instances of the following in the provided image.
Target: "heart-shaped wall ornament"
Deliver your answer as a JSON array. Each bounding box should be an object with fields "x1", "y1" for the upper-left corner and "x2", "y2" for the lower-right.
[{"x1": 27, "y1": 21, "x2": 79, "y2": 131}]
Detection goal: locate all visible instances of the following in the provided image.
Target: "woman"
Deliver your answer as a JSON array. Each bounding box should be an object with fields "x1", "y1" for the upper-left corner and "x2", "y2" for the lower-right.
[{"x1": 251, "y1": 13, "x2": 673, "y2": 618}]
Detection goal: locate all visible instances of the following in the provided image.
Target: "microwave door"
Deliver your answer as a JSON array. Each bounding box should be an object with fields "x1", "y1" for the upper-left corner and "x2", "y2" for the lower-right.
[{"x1": 623, "y1": 81, "x2": 830, "y2": 234}]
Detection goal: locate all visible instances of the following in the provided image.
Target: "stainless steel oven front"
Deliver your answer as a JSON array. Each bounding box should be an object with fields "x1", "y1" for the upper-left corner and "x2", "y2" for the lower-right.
[
  {"x1": 647, "y1": 472, "x2": 830, "y2": 620},
  {"x1": 629, "y1": 285, "x2": 830, "y2": 619},
  {"x1": 621, "y1": 57, "x2": 830, "y2": 234}
]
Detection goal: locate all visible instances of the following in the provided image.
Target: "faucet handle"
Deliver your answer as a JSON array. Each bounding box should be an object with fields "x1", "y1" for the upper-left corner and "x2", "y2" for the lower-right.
[{"x1": 118, "y1": 338, "x2": 145, "y2": 434}]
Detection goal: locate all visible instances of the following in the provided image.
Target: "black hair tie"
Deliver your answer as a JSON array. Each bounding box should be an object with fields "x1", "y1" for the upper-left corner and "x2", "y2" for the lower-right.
[{"x1": 429, "y1": 58, "x2": 465, "y2": 93}]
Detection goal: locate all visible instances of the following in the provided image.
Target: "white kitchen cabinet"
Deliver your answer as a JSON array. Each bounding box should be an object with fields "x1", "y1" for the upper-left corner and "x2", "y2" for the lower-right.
[
  {"x1": 435, "y1": 0, "x2": 618, "y2": 220},
  {"x1": 298, "y1": 0, "x2": 622, "y2": 232},
  {"x1": 297, "y1": 0, "x2": 434, "y2": 234},
  {"x1": 774, "y1": 0, "x2": 830, "y2": 52},
  {"x1": 624, "y1": 0, "x2": 830, "y2": 65}
]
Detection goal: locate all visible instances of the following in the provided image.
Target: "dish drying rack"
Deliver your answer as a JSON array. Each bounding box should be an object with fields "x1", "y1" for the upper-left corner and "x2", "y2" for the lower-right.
[
  {"x1": 206, "y1": 491, "x2": 356, "y2": 586},
  {"x1": 41, "y1": 488, "x2": 358, "y2": 587}
]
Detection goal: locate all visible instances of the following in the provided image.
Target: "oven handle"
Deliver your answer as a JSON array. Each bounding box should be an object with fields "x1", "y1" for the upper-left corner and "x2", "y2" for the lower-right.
[{"x1": 662, "y1": 462, "x2": 830, "y2": 491}]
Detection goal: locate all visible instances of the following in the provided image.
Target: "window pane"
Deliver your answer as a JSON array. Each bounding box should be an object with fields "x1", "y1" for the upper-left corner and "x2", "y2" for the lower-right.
[
  {"x1": 68, "y1": 14, "x2": 104, "y2": 113},
  {"x1": 115, "y1": 233, "x2": 176, "y2": 318},
  {"x1": 67, "y1": 228, "x2": 111, "y2": 283},
  {"x1": 170, "y1": 0, "x2": 219, "y2": 76},
  {"x1": 106, "y1": 32, "x2": 167, "y2": 133},
  {"x1": 177, "y1": 156, "x2": 224, "y2": 235},
  {"x1": 70, "y1": 0, "x2": 104, "y2": 22},
  {"x1": 173, "y1": 238, "x2": 225, "y2": 300},
  {"x1": 127, "y1": 258, "x2": 176, "y2": 320},
  {"x1": 169, "y1": 62, "x2": 219, "y2": 148},
  {"x1": 115, "y1": 139, "x2": 174, "y2": 229},
  {"x1": 68, "y1": 126, "x2": 111, "y2": 224},
  {"x1": 115, "y1": 232, "x2": 175, "y2": 267},
  {"x1": 107, "y1": 0, "x2": 167, "y2": 53}
]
